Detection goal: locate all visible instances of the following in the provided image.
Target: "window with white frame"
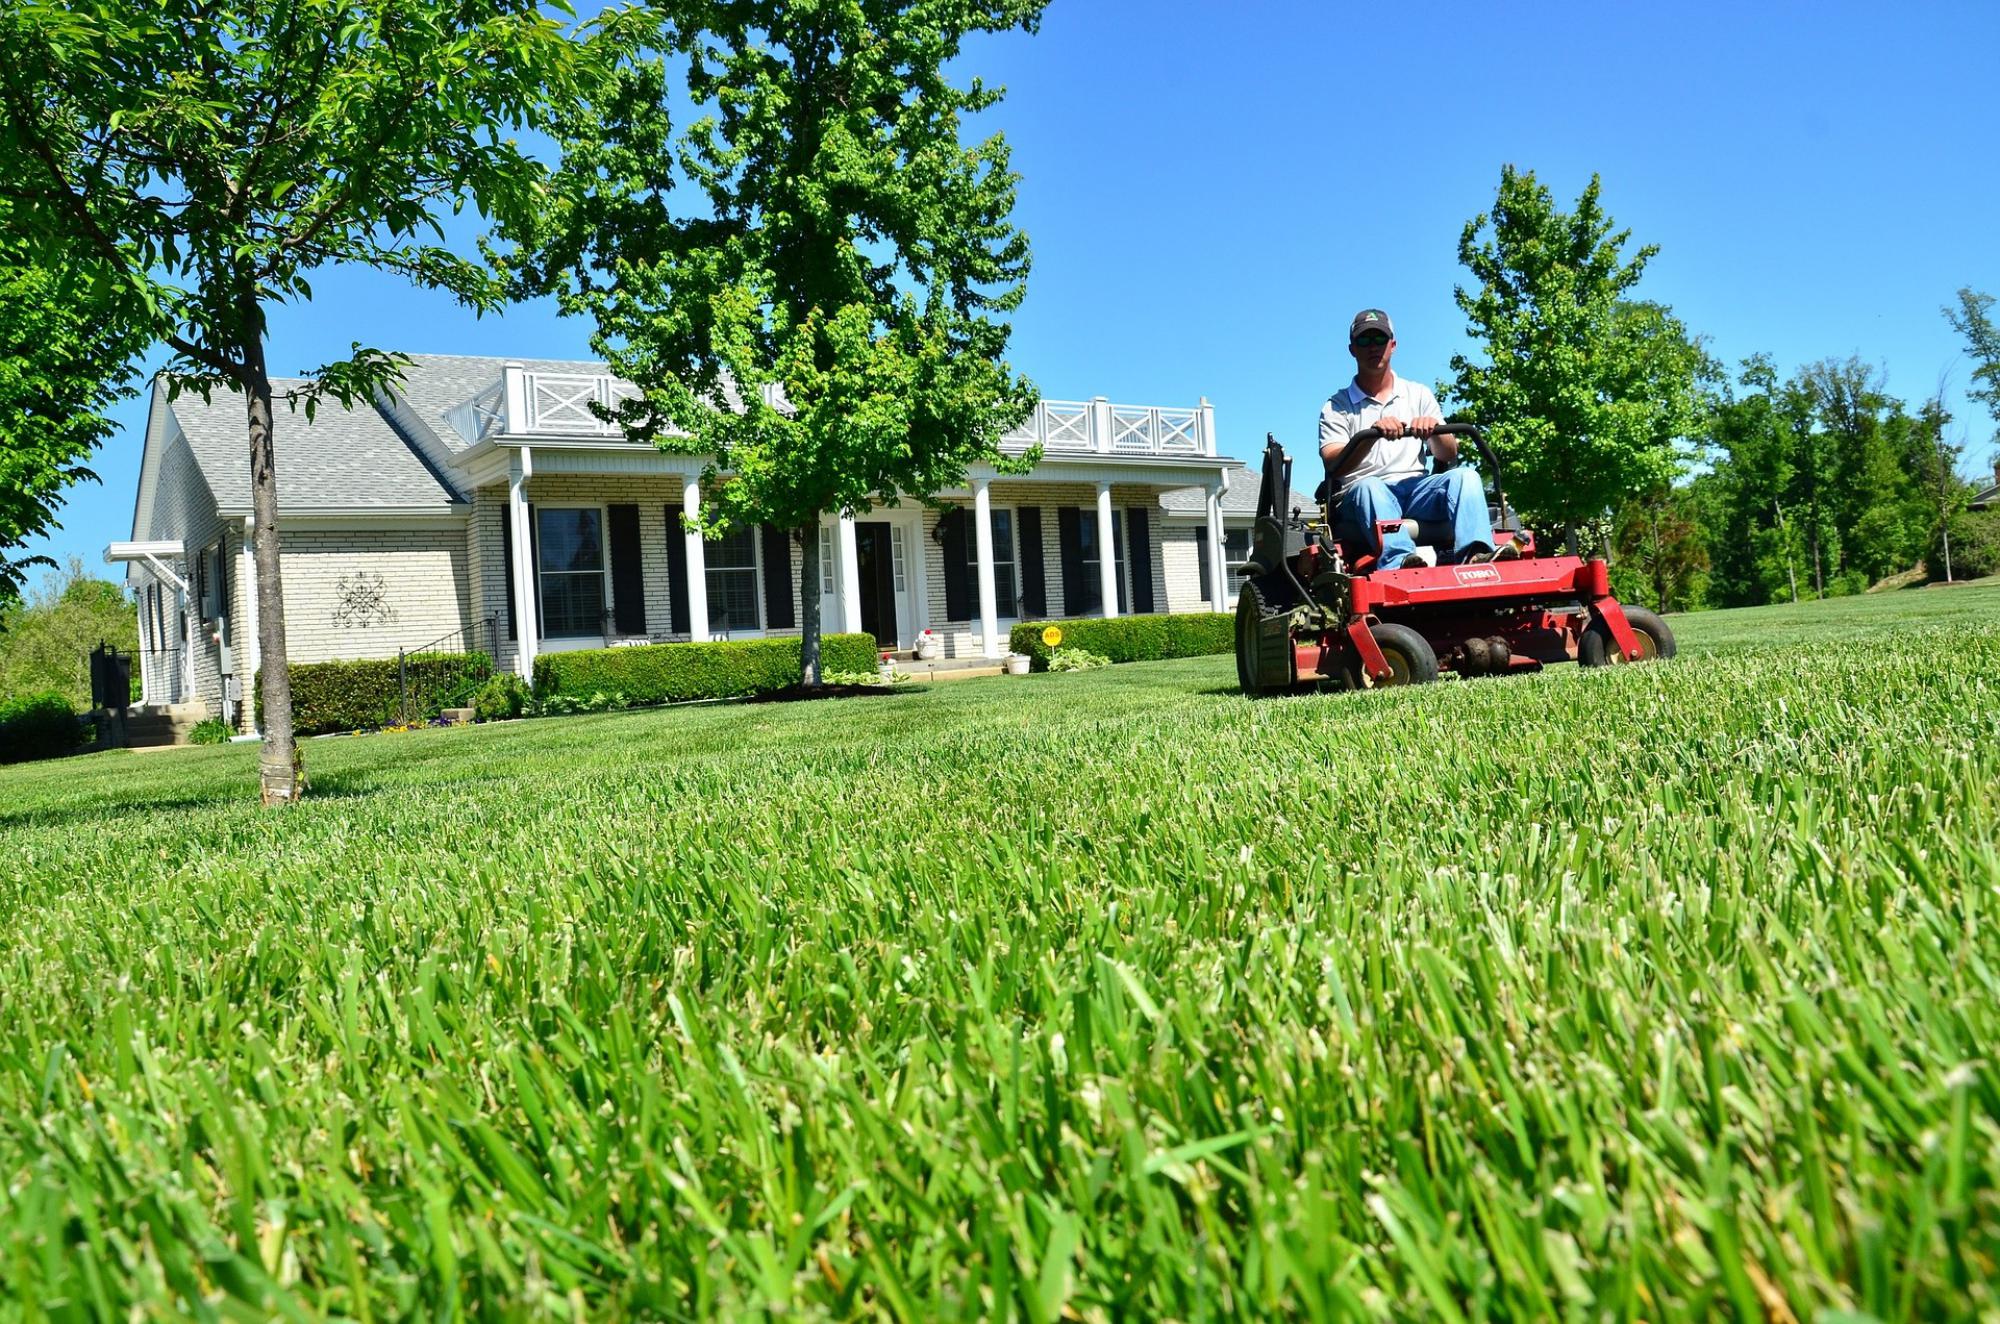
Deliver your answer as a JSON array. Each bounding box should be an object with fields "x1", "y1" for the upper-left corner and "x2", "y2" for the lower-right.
[
  {"x1": 537, "y1": 507, "x2": 606, "y2": 638},
  {"x1": 1224, "y1": 527, "x2": 1251, "y2": 593},
  {"x1": 1076, "y1": 510, "x2": 1129, "y2": 614},
  {"x1": 707, "y1": 524, "x2": 761, "y2": 633},
  {"x1": 819, "y1": 527, "x2": 836, "y2": 594},
  {"x1": 990, "y1": 510, "x2": 1018, "y2": 617}
]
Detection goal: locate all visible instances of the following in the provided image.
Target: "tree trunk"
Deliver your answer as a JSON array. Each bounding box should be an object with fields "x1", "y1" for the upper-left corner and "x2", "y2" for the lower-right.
[
  {"x1": 244, "y1": 342, "x2": 301, "y2": 804},
  {"x1": 1774, "y1": 502, "x2": 1799, "y2": 604},
  {"x1": 798, "y1": 513, "x2": 823, "y2": 687},
  {"x1": 1942, "y1": 520, "x2": 1954, "y2": 583}
]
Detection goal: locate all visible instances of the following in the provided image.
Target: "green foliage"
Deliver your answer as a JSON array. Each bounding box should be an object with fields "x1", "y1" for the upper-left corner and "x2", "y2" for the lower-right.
[
  {"x1": 1610, "y1": 485, "x2": 1710, "y2": 612},
  {"x1": 1045, "y1": 647, "x2": 1109, "y2": 672},
  {"x1": 471, "y1": 673, "x2": 531, "y2": 723},
  {"x1": 1448, "y1": 168, "x2": 1716, "y2": 531},
  {"x1": 1697, "y1": 356, "x2": 1966, "y2": 606},
  {"x1": 0, "y1": 559, "x2": 138, "y2": 707},
  {"x1": 0, "y1": 0, "x2": 593, "y2": 796},
  {"x1": 1, "y1": 589, "x2": 2000, "y2": 1314},
  {"x1": 0, "y1": 209, "x2": 150, "y2": 609},
  {"x1": 1930, "y1": 508, "x2": 2000, "y2": 581},
  {"x1": 0, "y1": 691, "x2": 86, "y2": 763},
  {"x1": 519, "y1": 0, "x2": 1045, "y2": 682},
  {"x1": 257, "y1": 652, "x2": 493, "y2": 737},
  {"x1": 1945, "y1": 287, "x2": 2000, "y2": 437},
  {"x1": 1009, "y1": 613, "x2": 1235, "y2": 669},
  {"x1": 186, "y1": 717, "x2": 233, "y2": 746},
  {"x1": 532, "y1": 634, "x2": 880, "y2": 705}
]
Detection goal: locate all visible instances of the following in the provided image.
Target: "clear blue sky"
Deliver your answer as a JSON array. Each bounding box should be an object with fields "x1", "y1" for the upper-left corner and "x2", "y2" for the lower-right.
[{"x1": 24, "y1": 0, "x2": 2000, "y2": 583}]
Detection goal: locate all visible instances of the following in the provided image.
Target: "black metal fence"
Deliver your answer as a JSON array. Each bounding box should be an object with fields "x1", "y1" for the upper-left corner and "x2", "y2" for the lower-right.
[
  {"x1": 89, "y1": 642, "x2": 132, "y2": 712},
  {"x1": 396, "y1": 616, "x2": 497, "y2": 725}
]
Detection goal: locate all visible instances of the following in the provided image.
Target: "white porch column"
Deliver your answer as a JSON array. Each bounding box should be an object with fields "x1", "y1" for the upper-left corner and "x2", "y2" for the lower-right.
[
  {"x1": 508, "y1": 450, "x2": 540, "y2": 680},
  {"x1": 239, "y1": 515, "x2": 263, "y2": 729},
  {"x1": 133, "y1": 593, "x2": 152, "y2": 706},
  {"x1": 1198, "y1": 396, "x2": 1218, "y2": 457},
  {"x1": 1205, "y1": 485, "x2": 1229, "y2": 613},
  {"x1": 1095, "y1": 481, "x2": 1120, "y2": 619},
  {"x1": 837, "y1": 513, "x2": 862, "y2": 635},
  {"x1": 682, "y1": 477, "x2": 710, "y2": 642},
  {"x1": 972, "y1": 478, "x2": 1001, "y2": 658}
]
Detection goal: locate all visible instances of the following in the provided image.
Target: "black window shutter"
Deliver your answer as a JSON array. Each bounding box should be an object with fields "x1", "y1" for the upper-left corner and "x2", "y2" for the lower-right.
[
  {"x1": 1017, "y1": 506, "x2": 1045, "y2": 619},
  {"x1": 942, "y1": 508, "x2": 971, "y2": 621},
  {"x1": 666, "y1": 502, "x2": 691, "y2": 635},
  {"x1": 1058, "y1": 507, "x2": 1085, "y2": 616},
  {"x1": 194, "y1": 553, "x2": 207, "y2": 621},
  {"x1": 608, "y1": 504, "x2": 646, "y2": 635},
  {"x1": 216, "y1": 541, "x2": 229, "y2": 624},
  {"x1": 1128, "y1": 507, "x2": 1154, "y2": 614},
  {"x1": 760, "y1": 525, "x2": 795, "y2": 629},
  {"x1": 1196, "y1": 525, "x2": 1212, "y2": 603},
  {"x1": 1112, "y1": 511, "x2": 1129, "y2": 614},
  {"x1": 501, "y1": 507, "x2": 517, "y2": 641}
]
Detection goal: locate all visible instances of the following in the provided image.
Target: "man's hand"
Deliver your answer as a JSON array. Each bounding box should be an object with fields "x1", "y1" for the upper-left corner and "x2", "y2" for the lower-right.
[
  {"x1": 1409, "y1": 415, "x2": 1443, "y2": 437},
  {"x1": 1375, "y1": 416, "x2": 1406, "y2": 439}
]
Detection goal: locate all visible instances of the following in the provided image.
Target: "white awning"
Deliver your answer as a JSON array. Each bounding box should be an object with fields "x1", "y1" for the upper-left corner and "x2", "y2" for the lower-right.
[{"x1": 105, "y1": 540, "x2": 188, "y2": 592}]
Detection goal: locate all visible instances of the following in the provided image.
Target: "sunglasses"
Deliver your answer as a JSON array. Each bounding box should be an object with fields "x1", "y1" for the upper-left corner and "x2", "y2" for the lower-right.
[{"x1": 1352, "y1": 333, "x2": 1390, "y2": 348}]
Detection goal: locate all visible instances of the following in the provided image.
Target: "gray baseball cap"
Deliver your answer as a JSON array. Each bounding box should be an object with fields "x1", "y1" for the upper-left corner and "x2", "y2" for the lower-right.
[{"x1": 1349, "y1": 308, "x2": 1395, "y2": 342}]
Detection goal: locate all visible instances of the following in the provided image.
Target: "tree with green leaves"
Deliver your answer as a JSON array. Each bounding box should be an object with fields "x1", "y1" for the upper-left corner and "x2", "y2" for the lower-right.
[
  {"x1": 519, "y1": 0, "x2": 1044, "y2": 686},
  {"x1": 0, "y1": 209, "x2": 152, "y2": 613},
  {"x1": 0, "y1": 558, "x2": 138, "y2": 708},
  {"x1": 0, "y1": 0, "x2": 586, "y2": 803},
  {"x1": 1447, "y1": 168, "x2": 1714, "y2": 539},
  {"x1": 1944, "y1": 287, "x2": 2000, "y2": 447}
]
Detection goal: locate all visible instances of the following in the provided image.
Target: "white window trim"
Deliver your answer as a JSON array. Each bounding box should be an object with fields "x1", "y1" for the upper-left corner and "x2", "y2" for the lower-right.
[
  {"x1": 705, "y1": 522, "x2": 767, "y2": 639},
  {"x1": 536, "y1": 502, "x2": 614, "y2": 643},
  {"x1": 1076, "y1": 506, "x2": 1132, "y2": 615},
  {"x1": 990, "y1": 505, "x2": 1024, "y2": 626}
]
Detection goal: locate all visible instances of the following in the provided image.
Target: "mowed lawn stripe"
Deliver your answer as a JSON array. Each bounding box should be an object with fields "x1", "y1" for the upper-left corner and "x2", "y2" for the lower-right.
[{"x1": 0, "y1": 586, "x2": 1997, "y2": 1318}]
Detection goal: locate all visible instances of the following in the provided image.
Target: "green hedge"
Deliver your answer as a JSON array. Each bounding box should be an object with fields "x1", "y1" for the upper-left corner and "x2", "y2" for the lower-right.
[
  {"x1": 1929, "y1": 508, "x2": 2000, "y2": 582},
  {"x1": 532, "y1": 633, "x2": 881, "y2": 705},
  {"x1": 257, "y1": 651, "x2": 494, "y2": 736},
  {"x1": 0, "y1": 692, "x2": 88, "y2": 764},
  {"x1": 1009, "y1": 613, "x2": 1235, "y2": 670}
]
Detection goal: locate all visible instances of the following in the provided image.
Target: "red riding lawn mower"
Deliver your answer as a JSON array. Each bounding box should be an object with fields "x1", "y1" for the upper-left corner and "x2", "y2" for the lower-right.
[{"x1": 1234, "y1": 424, "x2": 1675, "y2": 694}]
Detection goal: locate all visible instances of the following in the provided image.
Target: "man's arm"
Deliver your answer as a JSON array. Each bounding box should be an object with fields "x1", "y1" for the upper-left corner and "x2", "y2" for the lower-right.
[{"x1": 1318, "y1": 400, "x2": 1353, "y2": 468}]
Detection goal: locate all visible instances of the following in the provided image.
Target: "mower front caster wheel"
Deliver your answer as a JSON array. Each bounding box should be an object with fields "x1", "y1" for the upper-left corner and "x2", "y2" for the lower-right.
[
  {"x1": 1579, "y1": 605, "x2": 1676, "y2": 666},
  {"x1": 1344, "y1": 621, "x2": 1439, "y2": 689}
]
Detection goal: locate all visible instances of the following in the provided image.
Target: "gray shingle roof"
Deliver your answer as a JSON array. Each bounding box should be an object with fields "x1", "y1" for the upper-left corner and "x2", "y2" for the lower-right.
[
  {"x1": 1972, "y1": 481, "x2": 2000, "y2": 510},
  {"x1": 1159, "y1": 477, "x2": 1313, "y2": 518},
  {"x1": 167, "y1": 379, "x2": 461, "y2": 512}
]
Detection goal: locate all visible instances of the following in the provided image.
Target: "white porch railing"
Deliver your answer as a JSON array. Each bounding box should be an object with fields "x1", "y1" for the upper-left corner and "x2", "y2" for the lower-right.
[
  {"x1": 496, "y1": 366, "x2": 1217, "y2": 458},
  {"x1": 998, "y1": 397, "x2": 1216, "y2": 458}
]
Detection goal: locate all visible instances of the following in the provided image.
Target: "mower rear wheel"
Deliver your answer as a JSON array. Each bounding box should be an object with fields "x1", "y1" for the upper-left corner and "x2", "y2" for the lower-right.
[
  {"x1": 1344, "y1": 621, "x2": 1439, "y2": 690},
  {"x1": 1235, "y1": 577, "x2": 1297, "y2": 696},
  {"x1": 1579, "y1": 605, "x2": 1676, "y2": 666}
]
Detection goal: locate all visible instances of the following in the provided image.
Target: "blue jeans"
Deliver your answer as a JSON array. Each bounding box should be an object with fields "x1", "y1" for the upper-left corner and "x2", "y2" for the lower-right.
[{"x1": 1335, "y1": 468, "x2": 1495, "y2": 567}]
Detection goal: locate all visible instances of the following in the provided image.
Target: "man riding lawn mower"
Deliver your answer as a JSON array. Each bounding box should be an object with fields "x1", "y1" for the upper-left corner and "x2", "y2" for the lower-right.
[{"x1": 1233, "y1": 425, "x2": 1675, "y2": 693}]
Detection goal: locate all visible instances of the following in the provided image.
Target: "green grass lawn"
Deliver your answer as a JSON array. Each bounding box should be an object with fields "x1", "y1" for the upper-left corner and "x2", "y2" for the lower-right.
[{"x1": 5, "y1": 586, "x2": 2000, "y2": 1319}]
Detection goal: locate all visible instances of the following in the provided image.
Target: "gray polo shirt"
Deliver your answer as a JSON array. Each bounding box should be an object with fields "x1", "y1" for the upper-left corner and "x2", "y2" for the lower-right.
[{"x1": 1318, "y1": 374, "x2": 1443, "y2": 499}]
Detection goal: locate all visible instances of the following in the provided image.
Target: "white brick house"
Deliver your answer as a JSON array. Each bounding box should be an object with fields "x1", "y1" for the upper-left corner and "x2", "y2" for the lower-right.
[{"x1": 109, "y1": 354, "x2": 1290, "y2": 731}]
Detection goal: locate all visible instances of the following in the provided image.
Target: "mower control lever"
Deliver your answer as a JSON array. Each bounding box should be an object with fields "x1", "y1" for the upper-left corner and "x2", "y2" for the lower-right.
[{"x1": 1324, "y1": 423, "x2": 1510, "y2": 530}]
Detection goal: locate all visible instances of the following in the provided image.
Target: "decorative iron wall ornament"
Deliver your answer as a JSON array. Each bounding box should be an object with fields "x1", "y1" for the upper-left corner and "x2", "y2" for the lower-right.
[{"x1": 330, "y1": 571, "x2": 397, "y2": 630}]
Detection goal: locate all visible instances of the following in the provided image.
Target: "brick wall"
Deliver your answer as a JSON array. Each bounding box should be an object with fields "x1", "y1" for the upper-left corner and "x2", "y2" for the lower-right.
[{"x1": 274, "y1": 525, "x2": 472, "y2": 664}]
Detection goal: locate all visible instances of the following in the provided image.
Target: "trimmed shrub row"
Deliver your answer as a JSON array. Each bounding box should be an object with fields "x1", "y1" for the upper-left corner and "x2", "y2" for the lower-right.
[
  {"x1": 533, "y1": 634, "x2": 880, "y2": 705},
  {"x1": 258, "y1": 651, "x2": 494, "y2": 736},
  {"x1": 1009, "y1": 613, "x2": 1235, "y2": 671},
  {"x1": 0, "y1": 692, "x2": 89, "y2": 764}
]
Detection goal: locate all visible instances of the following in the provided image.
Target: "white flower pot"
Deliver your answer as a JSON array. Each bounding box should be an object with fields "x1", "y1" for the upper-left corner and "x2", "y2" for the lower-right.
[
  {"x1": 1005, "y1": 654, "x2": 1031, "y2": 675},
  {"x1": 916, "y1": 642, "x2": 942, "y2": 661}
]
